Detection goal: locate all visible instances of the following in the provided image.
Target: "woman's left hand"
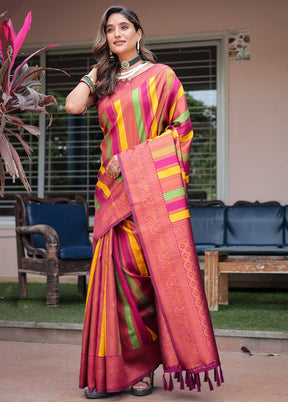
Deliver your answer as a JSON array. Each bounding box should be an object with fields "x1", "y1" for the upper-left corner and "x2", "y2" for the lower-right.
[{"x1": 106, "y1": 155, "x2": 121, "y2": 179}]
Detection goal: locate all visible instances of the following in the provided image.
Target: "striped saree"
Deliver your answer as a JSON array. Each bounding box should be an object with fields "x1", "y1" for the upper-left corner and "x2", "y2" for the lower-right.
[{"x1": 79, "y1": 64, "x2": 223, "y2": 393}]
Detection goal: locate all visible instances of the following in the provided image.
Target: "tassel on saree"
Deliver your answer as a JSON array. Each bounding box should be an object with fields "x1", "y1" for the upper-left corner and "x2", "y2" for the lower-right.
[
  {"x1": 162, "y1": 374, "x2": 168, "y2": 391},
  {"x1": 164, "y1": 365, "x2": 223, "y2": 392},
  {"x1": 168, "y1": 373, "x2": 174, "y2": 391},
  {"x1": 204, "y1": 371, "x2": 214, "y2": 391}
]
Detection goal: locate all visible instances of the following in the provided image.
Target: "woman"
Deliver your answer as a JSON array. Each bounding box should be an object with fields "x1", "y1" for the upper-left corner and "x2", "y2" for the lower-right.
[{"x1": 65, "y1": 5, "x2": 223, "y2": 399}]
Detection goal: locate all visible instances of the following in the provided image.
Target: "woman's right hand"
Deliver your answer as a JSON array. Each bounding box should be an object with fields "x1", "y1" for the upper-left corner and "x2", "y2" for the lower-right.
[{"x1": 106, "y1": 155, "x2": 121, "y2": 180}]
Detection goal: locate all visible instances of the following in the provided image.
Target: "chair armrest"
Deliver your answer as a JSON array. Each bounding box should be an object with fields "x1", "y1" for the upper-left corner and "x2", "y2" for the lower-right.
[{"x1": 16, "y1": 224, "x2": 60, "y2": 258}]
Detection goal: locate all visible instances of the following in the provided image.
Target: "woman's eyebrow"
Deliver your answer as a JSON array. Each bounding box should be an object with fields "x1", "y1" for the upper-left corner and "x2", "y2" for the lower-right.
[{"x1": 106, "y1": 21, "x2": 130, "y2": 28}]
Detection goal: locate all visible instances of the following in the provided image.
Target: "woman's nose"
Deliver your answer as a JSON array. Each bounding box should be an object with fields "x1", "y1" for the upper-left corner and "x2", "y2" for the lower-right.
[{"x1": 114, "y1": 28, "x2": 121, "y2": 37}]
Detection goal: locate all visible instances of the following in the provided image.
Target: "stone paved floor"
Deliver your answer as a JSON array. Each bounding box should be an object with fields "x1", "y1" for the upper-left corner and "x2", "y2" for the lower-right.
[{"x1": 1, "y1": 341, "x2": 288, "y2": 401}]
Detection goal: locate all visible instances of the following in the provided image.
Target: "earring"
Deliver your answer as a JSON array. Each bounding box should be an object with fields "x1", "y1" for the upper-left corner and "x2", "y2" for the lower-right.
[
  {"x1": 109, "y1": 50, "x2": 114, "y2": 59},
  {"x1": 137, "y1": 40, "x2": 140, "y2": 54}
]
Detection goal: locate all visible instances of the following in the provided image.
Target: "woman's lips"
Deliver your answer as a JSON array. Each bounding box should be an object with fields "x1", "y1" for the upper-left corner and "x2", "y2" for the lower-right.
[{"x1": 113, "y1": 41, "x2": 125, "y2": 46}]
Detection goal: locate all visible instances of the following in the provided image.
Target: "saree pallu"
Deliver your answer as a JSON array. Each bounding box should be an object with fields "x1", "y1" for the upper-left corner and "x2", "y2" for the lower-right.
[{"x1": 80, "y1": 131, "x2": 223, "y2": 393}]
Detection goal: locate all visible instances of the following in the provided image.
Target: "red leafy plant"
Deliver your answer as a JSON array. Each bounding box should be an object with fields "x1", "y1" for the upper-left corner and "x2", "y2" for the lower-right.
[{"x1": 0, "y1": 11, "x2": 67, "y2": 196}]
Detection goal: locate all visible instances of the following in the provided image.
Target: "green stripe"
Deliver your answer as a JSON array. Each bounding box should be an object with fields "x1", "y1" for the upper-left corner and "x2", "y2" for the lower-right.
[
  {"x1": 174, "y1": 109, "x2": 190, "y2": 125},
  {"x1": 94, "y1": 197, "x2": 100, "y2": 211},
  {"x1": 105, "y1": 134, "x2": 112, "y2": 159},
  {"x1": 102, "y1": 113, "x2": 112, "y2": 159},
  {"x1": 158, "y1": 111, "x2": 164, "y2": 135},
  {"x1": 166, "y1": 69, "x2": 174, "y2": 92},
  {"x1": 101, "y1": 113, "x2": 111, "y2": 130},
  {"x1": 132, "y1": 88, "x2": 146, "y2": 143},
  {"x1": 124, "y1": 272, "x2": 155, "y2": 315},
  {"x1": 183, "y1": 153, "x2": 190, "y2": 162},
  {"x1": 114, "y1": 268, "x2": 140, "y2": 350},
  {"x1": 163, "y1": 187, "x2": 186, "y2": 201}
]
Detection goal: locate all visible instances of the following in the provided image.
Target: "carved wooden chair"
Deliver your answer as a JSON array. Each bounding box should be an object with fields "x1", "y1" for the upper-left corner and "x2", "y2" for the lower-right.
[{"x1": 14, "y1": 194, "x2": 93, "y2": 306}]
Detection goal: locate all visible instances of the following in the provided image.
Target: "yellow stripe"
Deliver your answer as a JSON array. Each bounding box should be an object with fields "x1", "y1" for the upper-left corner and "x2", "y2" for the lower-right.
[
  {"x1": 99, "y1": 165, "x2": 105, "y2": 174},
  {"x1": 149, "y1": 77, "x2": 158, "y2": 138},
  {"x1": 170, "y1": 209, "x2": 190, "y2": 223},
  {"x1": 180, "y1": 130, "x2": 194, "y2": 143},
  {"x1": 177, "y1": 85, "x2": 184, "y2": 99},
  {"x1": 96, "y1": 180, "x2": 111, "y2": 197},
  {"x1": 99, "y1": 236, "x2": 109, "y2": 357},
  {"x1": 85, "y1": 240, "x2": 101, "y2": 312},
  {"x1": 125, "y1": 221, "x2": 148, "y2": 276},
  {"x1": 169, "y1": 101, "x2": 176, "y2": 122},
  {"x1": 157, "y1": 165, "x2": 181, "y2": 179},
  {"x1": 114, "y1": 99, "x2": 128, "y2": 150},
  {"x1": 151, "y1": 144, "x2": 175, "y2": 159},
  {"x1": 146, "y1": 326, "x2": 158, "y2": 341},
  {"x1": 169, "y1": 86, "x2": 185, "y2": 121}
]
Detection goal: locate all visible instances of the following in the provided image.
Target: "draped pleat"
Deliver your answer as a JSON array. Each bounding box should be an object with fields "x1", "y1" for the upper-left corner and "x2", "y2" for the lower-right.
[{"x1": 79, "y1": 217, "x2": 161, "y2": 393}]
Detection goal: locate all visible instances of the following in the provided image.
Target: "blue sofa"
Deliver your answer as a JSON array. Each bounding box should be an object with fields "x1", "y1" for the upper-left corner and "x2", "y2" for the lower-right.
[
  {"x1": 189, "y1": 203, "x2": 288, "y2": 254},
  {"x1": 189, "y1": 202, "x2": 288, "y2": 310}
]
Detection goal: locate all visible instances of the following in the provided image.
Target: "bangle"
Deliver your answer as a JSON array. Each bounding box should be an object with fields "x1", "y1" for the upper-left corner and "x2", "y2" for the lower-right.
[{"x1": 80, "y1": 75, "x2": 97, "y2": 94}]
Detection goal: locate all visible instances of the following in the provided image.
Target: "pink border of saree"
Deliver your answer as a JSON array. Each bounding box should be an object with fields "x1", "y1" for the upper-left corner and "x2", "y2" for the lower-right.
[{"x1": 118, "y1": 131, "x2": 223, "y2": 391}]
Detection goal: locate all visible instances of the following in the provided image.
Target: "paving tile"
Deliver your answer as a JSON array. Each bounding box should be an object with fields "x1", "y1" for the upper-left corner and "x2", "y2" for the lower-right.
[{"x1": 1, "y1": 341, "x2": 288, "y2": 401}]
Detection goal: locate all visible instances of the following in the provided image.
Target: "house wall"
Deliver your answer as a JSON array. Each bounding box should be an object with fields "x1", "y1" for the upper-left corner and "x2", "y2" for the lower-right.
[
  {"x1": 0, "y1": 229, "x2": 18, "y2": 279},
  {"x1": 1, "y1": 0, "x2": 287, "y2": 278}
]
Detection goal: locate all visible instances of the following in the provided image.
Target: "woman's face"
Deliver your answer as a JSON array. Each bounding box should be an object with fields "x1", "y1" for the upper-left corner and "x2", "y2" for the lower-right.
[{"x1": 105, "y1": 13, "x2": 142, "y2": 62}]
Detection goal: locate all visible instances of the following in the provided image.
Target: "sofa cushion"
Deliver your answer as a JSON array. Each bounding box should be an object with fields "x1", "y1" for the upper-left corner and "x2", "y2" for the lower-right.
[
  {"x1": 225, "y1": 205, "x2": 284, "y2": 247},
  {"x1": 60, "y1": 245, "x2": 92, "y2": 259},
  {"x1": 27, "y1": 204, "x2": 92, "y2": 259},
  {"x1": 189, "y1": 206, "x2": 225, "y2": 247}
]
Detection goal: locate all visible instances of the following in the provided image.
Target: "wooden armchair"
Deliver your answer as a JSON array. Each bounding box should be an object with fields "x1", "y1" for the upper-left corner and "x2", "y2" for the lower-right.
[{"x1": 14, "y1": 194, "x2": 93, "y2": 306}]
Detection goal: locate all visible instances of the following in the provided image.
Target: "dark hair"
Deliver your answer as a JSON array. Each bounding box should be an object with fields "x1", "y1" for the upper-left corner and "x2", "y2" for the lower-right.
[{"x1": 92, "y1": 6, "x2": 156, "y2": 98}]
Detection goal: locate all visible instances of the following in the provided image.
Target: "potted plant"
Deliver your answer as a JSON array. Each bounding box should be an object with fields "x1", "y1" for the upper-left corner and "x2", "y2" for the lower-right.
[{"x1": 0, "y1": 11, "x2": 67, "y2": 196}]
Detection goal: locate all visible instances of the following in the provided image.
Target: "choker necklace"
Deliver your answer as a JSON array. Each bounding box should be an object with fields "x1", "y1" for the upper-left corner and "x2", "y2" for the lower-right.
[
  {"x1": 117, "y1": 62, "x2": 148, "y2": 80},
  {"x1": 120, "y1": 55, "x2": 141, "y2": 70}
]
